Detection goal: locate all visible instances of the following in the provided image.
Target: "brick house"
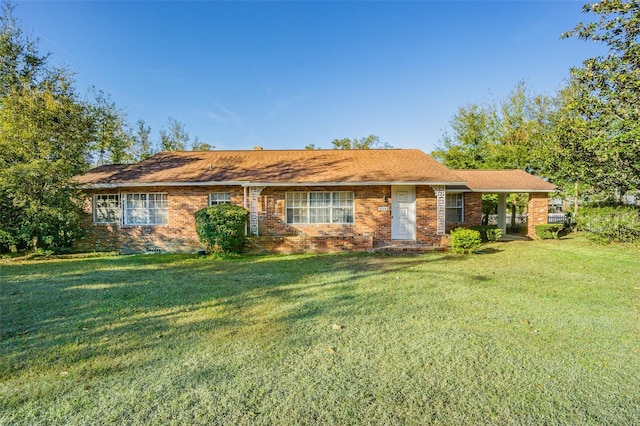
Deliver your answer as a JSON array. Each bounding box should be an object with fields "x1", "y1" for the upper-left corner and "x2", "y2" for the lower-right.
[{"x1": 73, "y1": 149, "x2": 556, "y2": 254}]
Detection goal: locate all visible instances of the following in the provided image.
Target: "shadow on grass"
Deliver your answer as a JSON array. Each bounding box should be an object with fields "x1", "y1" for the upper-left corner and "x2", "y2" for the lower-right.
[{"x1": 1, "y1": 251, "x2": 464, "y2": 380}]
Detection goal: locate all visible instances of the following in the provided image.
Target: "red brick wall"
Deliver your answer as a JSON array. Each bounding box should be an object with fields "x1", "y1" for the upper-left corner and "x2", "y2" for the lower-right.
[
  {"x1": 258, "y1": 185, "x2": 392, "y2": 241},
  {"x1": 77, "y1": 184, "x2": 447, "y2": 253},
  {"x1": 443, "y1": 192, "x2": 482, "y2": 233},
  {"x1": 76, "y1": 191, "x2": 121, "y2": 252},
  {"x1": 527, "y1": 192, "x2": 549, "y2": 238},
  {"x1": 415, "y1": 186, "x2": 440, "y2": 245},
  {"x1": 246, "y1": 235, "x2": 374, "y2": 254},
  {"x1": 76, "y1": 186, "x2": 243, "y2": 253}
]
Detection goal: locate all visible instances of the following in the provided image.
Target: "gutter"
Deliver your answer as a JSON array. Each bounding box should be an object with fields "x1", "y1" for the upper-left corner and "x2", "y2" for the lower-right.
[{"x1": 81, "y1": 180, "x2": 469, "y2": 189}]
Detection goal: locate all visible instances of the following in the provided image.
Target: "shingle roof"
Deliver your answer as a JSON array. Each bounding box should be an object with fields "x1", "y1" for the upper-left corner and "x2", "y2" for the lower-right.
[
  {"x1": 452, "y1": 169, "x2": 557, "y2": 192},
  {"x1": 75, "y1": 149, "x2": 466, "y2": 188}
]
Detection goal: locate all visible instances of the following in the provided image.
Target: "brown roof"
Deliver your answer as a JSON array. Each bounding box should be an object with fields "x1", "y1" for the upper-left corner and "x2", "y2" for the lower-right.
[
  {"x1": 452, "y1": 169, "x2": 557, "y2": 192},
  {"x1": 75, "y1": 149, "x2": 466, "y2": 188}
]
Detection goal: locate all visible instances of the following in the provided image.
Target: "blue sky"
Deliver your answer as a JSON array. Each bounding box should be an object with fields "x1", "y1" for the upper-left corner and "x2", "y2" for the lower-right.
[{"x1": 16, "y1": 1, "x2": 603, "y2": 153}]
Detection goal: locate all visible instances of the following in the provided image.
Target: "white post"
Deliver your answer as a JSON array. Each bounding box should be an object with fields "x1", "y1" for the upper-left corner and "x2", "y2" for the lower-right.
[
  {"x1": 497, "y1": 193, "x2": 507, "y2": 234},
  {"x1": 249, "y1": 186, "x2": 265, "y2": 236},
  {"x1": 432, "y1": 185, "x2": 446, "y2": 235}
]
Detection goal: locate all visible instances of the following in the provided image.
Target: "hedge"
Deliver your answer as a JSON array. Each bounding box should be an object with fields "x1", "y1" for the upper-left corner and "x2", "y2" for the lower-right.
[
  {"x1": 535, "y1": 224, "x2": 564, "y2": 240},
  {"x1": 469, "y1": 225, "x2": 503, "y2": 242},
  {"x1": 575, "y1": 206, "x2": 640, "y2": 244},
  {"x1": 194, "y1": 204, "x2": 250, "y2": 254},
  {"x1": 450, "y1": 228, "x2": 482, "y2": 254}
]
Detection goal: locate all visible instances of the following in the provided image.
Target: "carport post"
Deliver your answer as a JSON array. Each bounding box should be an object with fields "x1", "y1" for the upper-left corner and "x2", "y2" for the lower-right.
[{"x1": 497, "y1": 193, "x2": 507, "y2": 234}]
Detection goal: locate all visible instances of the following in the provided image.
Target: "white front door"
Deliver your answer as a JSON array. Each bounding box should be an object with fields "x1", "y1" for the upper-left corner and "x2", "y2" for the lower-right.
[{"x1": 391, "y1": 185, "x2": 416, "y2": 240}]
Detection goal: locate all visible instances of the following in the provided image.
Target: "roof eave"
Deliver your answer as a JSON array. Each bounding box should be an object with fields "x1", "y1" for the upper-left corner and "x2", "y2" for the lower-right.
[
  {"x1": 82, "y1": 181, "x2": 251, "y2": 189},
  {"x1": 464, "y1": 188, "x2": 557, "y2": 193},
  {"x1": 82, "y1": 180, "x2": 469, "y2": 189}
]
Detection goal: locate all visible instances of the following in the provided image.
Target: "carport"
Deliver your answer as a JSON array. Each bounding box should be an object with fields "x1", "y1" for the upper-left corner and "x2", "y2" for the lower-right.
[{"x1": 451, "y1": 170, "x2": 558, "y2": 238}]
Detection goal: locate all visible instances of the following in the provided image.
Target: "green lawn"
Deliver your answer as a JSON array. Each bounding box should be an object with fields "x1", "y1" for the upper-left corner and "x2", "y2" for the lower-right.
[{"x1": 1, "y1": 235, "x2": 639, "y2": 425}]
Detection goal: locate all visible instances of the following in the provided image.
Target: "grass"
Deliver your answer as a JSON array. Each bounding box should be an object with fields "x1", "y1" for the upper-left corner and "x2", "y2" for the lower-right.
[{"x1": 1, "y1": 234, "x2": 639, "y2": 425}]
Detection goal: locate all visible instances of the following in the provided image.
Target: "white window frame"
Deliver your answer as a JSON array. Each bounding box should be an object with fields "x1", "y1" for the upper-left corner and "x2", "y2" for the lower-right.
[
  {"x1": 285, "y1": 192, "x2": 354, "y2": 224},
  {"x1": 93, "y1": 194, "x2": 120, "y2": 224},
  {"x1": 209, "y1": 192, "x2": 232, "y2": 206},
  {"x1": 445, "y1": 193, "x2": 464, "y2": 223},
  {"x1": 124, "y1": 193, "x2": 168, "y2": 226}
]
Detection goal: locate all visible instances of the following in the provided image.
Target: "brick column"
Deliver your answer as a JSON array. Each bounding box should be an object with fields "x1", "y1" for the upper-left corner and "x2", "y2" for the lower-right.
[{"x1": 527, "y1": 193, "x2": 549, "y2": 238}]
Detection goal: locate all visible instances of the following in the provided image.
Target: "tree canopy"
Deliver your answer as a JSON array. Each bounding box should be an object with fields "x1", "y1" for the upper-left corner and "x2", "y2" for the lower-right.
[
  {"x1": 305, "y1": 134, "x2": 391, "y2": 150},
  {"x1": 0, "y1": 3, "x2": 92, "y2": 250},
  {"x1": 432, "y1": 81, "x2": 554, "y2": 173},
  {"x1": 557, "y1": 0, "x2": 640, "y2": 198}
]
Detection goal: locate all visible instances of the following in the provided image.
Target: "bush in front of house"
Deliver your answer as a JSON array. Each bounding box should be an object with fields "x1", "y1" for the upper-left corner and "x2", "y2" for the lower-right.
[
  {"x1": 535, "y1": 224, "x2": 564, "y2": 240},
  {"x1": 450, "y1": 228, "x2": 482, "y2": 254},
  {"x1": 469, "y1": 225, "x2": 503, "y2": 242},
  {"x1": 575, "y1": 206, "x2": 640, "y2": 244},
  {"x1": 195, "y1": 204, "x2": 250, "y2": 254}
]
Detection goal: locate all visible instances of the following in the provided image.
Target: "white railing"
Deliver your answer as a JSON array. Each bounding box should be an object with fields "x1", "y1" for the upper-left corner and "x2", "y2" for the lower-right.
[{"x1": 485, "y1": 213, "x2": 567, "y2": 225}]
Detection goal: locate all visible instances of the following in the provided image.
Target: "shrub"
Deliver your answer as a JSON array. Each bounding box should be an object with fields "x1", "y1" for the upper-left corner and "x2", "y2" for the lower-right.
[
  {"x1": 0, "y1": 229, "x2": 14, "y2": 253},
  {"x1": 195, "y1": 204, "x2": 250, "y2": 254},
  {"x1": 575, "y1": 206, "x2": 640, "y2": 244},
  {"x1": 450, "y1": 228, "x2": 482, "y2": 254},
  {"x1": 535, "y1": 224, "x2": 564, "y2": 240},
  {"x1": 469, "y1": 225, "x2": 503, "y2": 242}
]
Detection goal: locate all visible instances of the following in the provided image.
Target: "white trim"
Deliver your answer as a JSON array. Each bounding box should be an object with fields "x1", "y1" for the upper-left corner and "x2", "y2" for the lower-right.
[
  {"x1": 243, "y1": 186, "x2": 248, "y2": 236},
  {"x1": 122, "y1": 192, "x2": 168, "y2": 226},
  {"x1": 83, "y1": 181, "x2": 249, "y2": 189},
  {"x1": 455, "y1": 188, "x2": 553, "y2": 193},
  {"x1": 83, "y1": 180, "x2": 468, "y2": 189},
  {"x1": 432, "y1": 185, "x2": 446, "y2": 235},
  {"x1": 285, "y1": 191, "x2": 355, "y2": 225},
  {"x1": 208, "y1": 192, "x2": 232, "y2": 206},
  {"x1": 391, "y1": 186, "x2": 416, "y2": 240},
  {"x1": 249, "y1": 187, "x2": 265, "y2": 236},
  {"x1": 93, "y1": 193, "x2": 120, "y2": 224},
  {"x1": 251, "y1": 181, "x2": 466, "y2": 187},
  {"x1": 445, "y1": 193, "x2": 464, "y2": 224}
]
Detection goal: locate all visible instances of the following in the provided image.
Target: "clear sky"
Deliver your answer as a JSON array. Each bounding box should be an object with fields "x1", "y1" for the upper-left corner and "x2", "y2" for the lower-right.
[{"x1": 15, "y1": 1, "x2": 603, "y2": 153}]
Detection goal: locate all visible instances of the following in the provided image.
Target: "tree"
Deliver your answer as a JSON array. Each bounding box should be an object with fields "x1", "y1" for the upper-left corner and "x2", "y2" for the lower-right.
[
  {"x1": 88, "y1": 88, "x2": 134, "y2": 165},
  {"x1": 331, "y1": 134, "x2": 391, "y2": 149},
  {"x1": 191, "y1": 136, "x2": 213, "y2": 151},
  {"x1": 0, "y1": 2, "x2": 93, "y2": 250},
  {"x1": 0, "y1": 1, "x2": 48, "y2": 97},
  {"x1": 0, "y1": 80, "x2": 93, "y2": 249},
  {"x1": 132, "y1": 119, "x2": 154, "y2": 161},
  {"x1": 433, "y1": 82, "x2": 555, "y2": 226},
  {"x1": 535, "y1": 83, "x2": 596, "y2": 213},
  {"x1": 560, "y1": 0, "x2": 640, "y2": 199},
  {"x1": 160, "y1": 117, "x2": 189, "y2": 151},
  {"x1": 431, "y1": 103, "x2": 497, "y2": 169},
  {"x1": 432, "y1": 81, "x2": 554, "y2": 172}
]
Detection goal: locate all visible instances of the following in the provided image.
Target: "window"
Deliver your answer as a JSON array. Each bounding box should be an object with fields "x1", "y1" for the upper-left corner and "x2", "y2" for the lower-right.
[
  {"x1": 446, "y1": 193, "x2": 464, "y2": 223},
  {"x1": 94, "y1": 194, "x2": 120, "y2": 224},
  {"x1": 286, "y1": 192, "x2": 354, "y2": 224},
  {"x1": 124, "y1": 193, "x2": 168, "y2": 225},
  {"x1": 209, "y1": 192, "x2": 232, "y2": 205}
]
